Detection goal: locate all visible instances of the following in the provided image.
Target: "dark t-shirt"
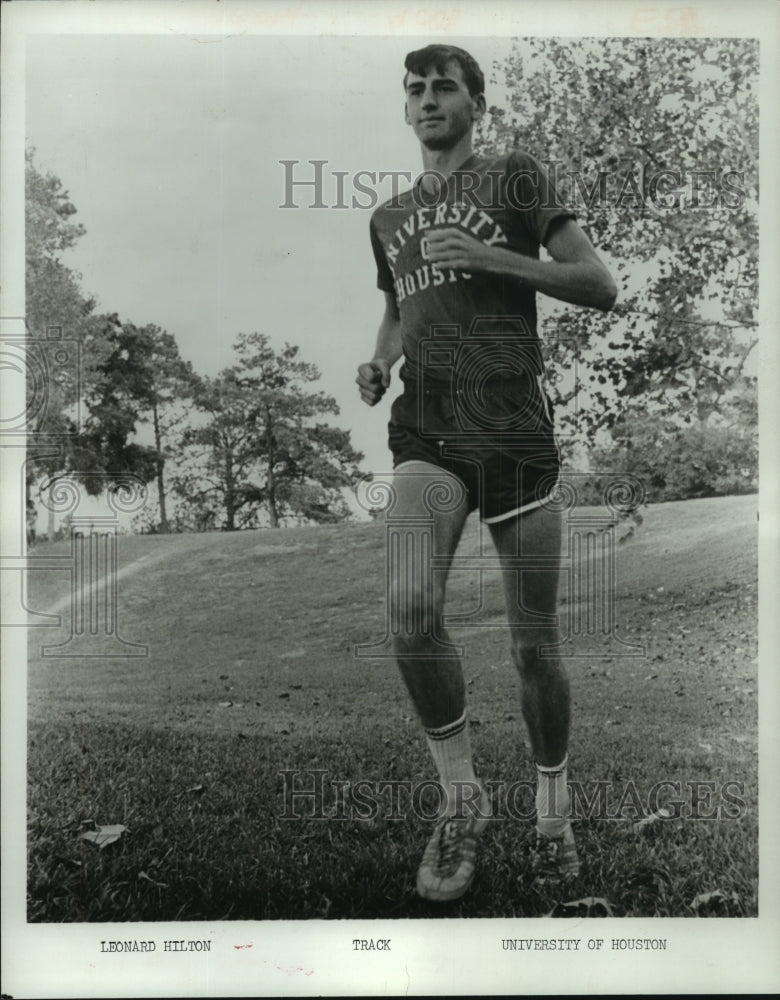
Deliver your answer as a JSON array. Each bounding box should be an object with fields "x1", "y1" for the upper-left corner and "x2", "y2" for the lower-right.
[{"x1": 369, "y1": 150, "x2": 574, "y2": 400}]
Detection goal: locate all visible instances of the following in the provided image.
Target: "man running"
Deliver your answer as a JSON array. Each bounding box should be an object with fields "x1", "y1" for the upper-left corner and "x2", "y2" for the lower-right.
[{"x1": 356, "y1": 44, "x2": 616, "y2": 902}]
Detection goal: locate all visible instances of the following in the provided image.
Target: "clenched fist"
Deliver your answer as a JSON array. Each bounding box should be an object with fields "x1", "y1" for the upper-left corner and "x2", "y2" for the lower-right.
[
  {"x1": 425, "y1": 227, "x2": 505, "y2": 273},
  {"x1": 356, "y1": 359, "x2": 391, "y2": 406}
]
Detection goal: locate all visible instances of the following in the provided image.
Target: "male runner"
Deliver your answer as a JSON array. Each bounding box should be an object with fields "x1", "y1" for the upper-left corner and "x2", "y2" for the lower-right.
[{"x1": 356, "y1": 44, "x2": 616, "y2": 902}]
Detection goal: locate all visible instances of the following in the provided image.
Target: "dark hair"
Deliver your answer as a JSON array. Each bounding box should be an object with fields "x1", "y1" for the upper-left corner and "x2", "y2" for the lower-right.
[{"x1": 403, "y1": 44, "x2": 485, "y2": 98}]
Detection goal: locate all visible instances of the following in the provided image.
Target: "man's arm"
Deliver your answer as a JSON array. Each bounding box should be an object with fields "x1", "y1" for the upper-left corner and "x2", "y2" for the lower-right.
[
  {"x1": 426, "y1": 219, "x2": 617, "y2": 312},
  {"x1": 356, "y1": 292, "x2": 403, "y2": 406}
]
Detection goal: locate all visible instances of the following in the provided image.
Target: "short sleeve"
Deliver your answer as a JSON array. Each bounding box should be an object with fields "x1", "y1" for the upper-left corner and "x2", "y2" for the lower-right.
[
  {"x1": 370, "y1": 216, "x2": 395, "y2": 293},
  {"x1": 506, "y1": 150, "x2": 576, "y2": 247}
]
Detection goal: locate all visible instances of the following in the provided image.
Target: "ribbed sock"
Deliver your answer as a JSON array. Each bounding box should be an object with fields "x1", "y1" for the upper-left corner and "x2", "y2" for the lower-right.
[
  {"x1": 535, "y1": 756, "x2": 570, "y2": 837},
  {"x1": 424, "y1": 712, "x2": 479, "y2": 816}
]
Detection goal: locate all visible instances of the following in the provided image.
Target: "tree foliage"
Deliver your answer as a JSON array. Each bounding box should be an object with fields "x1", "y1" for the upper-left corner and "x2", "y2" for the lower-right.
[
  {"x1": 172, "y1": 333, "x2": 365, "y2": 529},
  {"x1": 481, "y1": 38, "x2": 758, "y2": 498},
  {"x1": 586, "y1": 380, "x2": 757, "y2": 503},
  {"x1": 75, "y1": 317, "x2": 199, "y2": 518},
  {"x1": 25, "y1": 150, "x2": 101, "y2": 534},
  {"x1": 25, "y1": 150, "x2": 96, "y2": 469}
]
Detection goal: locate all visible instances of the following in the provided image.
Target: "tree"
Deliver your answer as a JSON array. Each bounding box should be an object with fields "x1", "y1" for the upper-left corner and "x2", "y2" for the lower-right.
[
  {"x1": 25, "y1": 148, "x2": 95, "y2": 378},
  {"x1": 73, "y1": 316, "x2": 199, "y2": 527},
  {"x1": 481, "y1": 38, "x2": 758, "y2": 490},
  {"x1": 585, "y1": 381, "x2": 757, "y2": 502},
  {"x1": 140, "y1": 326, "x2": 200, "y2": 532},
  {"x1": 25, "y1": 149, "x2": 97, "y2": 536},
  {"x1": 173, "y1": 333, "x2": 365, "y2": 529}
]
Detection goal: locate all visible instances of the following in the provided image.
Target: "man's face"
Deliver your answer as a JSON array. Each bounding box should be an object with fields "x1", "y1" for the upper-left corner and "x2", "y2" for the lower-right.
[{"x1": 404, "y1": 60, "x2": 484, "y2": 151}]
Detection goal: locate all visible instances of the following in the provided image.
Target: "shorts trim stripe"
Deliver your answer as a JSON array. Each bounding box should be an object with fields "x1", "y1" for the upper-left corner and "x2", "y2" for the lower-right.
[
  {"x1": 481, "y1": 490, "x2": 557, "y2": 525},
  {"x1": 393, "y1": 459, "x2": 457, "y2": 474}
]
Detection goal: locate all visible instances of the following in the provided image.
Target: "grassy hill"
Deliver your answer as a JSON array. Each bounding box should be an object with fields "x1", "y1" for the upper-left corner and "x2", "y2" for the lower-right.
[{"x1": 25, "y1": 494, "x2": 758, "y2": 920}]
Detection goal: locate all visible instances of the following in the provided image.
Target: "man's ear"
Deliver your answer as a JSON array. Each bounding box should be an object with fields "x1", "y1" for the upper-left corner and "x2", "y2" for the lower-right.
[
  {"x1": 472, "y1": 93, "x2": 486, "y2": 122},
  {"x1": 404, "y1": 103, "x2": 411, "y2": 125}
]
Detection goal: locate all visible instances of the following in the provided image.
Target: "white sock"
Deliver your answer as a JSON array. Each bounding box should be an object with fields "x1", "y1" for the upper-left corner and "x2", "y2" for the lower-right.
[
  {"x1": 535, "y1": 756, "x2": 570, "y2": 837},
  {"x1": 424, "y1": 712, "x2": 478, "y2": 816}
]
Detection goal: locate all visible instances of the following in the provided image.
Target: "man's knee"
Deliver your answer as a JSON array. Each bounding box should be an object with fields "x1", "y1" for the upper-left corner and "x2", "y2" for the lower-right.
[
  {"x1": 509, "y1": 630, "x2": 560, "y2": 675},
  {"x1": 391, "y1": 584, "x2": 445, "y2": 650}
]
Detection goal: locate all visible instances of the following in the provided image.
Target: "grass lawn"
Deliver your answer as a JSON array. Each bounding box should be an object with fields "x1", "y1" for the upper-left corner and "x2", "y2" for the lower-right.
[{"x1": 26, "y1": 494, "x2": 758, "y2": 921}]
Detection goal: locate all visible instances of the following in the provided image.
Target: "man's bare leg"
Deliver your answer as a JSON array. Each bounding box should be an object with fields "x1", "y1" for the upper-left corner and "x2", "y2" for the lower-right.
[
  {"x1": 390, "y1": 461, "x2": 471, "y2": 731},
  {"x1": 488, "y1": 505, "x2": 569, "y2": 765},
  {"x1": 389, "y1": 461, "x2": 490, "y2": 900},
  {"x1": 488, "y1": 505, "x2": 579, "y2": 874}
]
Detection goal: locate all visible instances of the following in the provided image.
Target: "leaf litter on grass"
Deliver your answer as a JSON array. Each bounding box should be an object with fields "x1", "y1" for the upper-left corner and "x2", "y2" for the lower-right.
[
  {"x1": 79, "y1": 823, "x2": 128, "y2": 849},
  {"x1": 547, "y1": 896, "x2": 615, "y2": 918},
  {"x1": 138, "y1": 870, "x2": 168, "y2": 889},
  {"x1": 690, "y1": 889, "x2": 744, "y2": 916},
  {"x1": 630, "y1": 807, "x2": 673, "y2": 832}
]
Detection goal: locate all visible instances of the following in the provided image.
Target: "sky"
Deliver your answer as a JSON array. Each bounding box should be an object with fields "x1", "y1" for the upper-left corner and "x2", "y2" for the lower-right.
[{"x1": 25, "y1": 33, "x2": 516, "y2": 486}]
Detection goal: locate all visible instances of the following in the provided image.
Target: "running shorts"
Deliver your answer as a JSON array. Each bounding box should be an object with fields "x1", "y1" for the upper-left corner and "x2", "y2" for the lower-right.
[{"x1": 387, "y1": 381, "x2": 560, "y2": 523}]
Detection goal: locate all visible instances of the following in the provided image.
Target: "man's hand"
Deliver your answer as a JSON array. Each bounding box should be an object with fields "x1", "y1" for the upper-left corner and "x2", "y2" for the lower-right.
[
  {"x1": 425, "y1": 227, "x2": 506, "y2": 274},
  {"x1": 356, "y1": 358, "x2": 392, "y2": 406}
]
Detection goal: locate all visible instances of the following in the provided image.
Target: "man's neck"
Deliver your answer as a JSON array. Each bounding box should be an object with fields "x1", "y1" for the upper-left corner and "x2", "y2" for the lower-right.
[{"x1": 419, "y1": 136, "x2": 475, "y2": 181}]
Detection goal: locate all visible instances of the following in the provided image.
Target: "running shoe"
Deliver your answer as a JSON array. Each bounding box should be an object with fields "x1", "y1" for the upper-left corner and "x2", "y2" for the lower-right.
[
  {"x1": 416, "y1": 787, "x2": 491, "y2": 902},
  {"x1": 531, "y1": 822, "x2": 581, "y2": 881}
]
